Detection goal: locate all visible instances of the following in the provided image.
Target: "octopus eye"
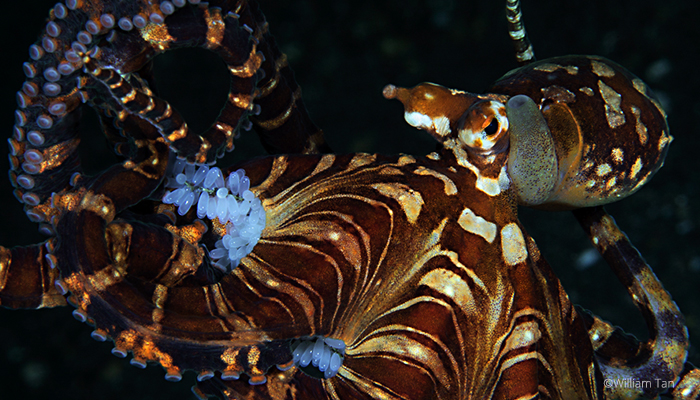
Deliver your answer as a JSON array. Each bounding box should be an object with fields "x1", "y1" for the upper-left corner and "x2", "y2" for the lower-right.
[
  {"x1": 457, "y1": 100, "x2": 509, "y2": 155},
  {"x1": 484, "y1": 117, "x2": 499, "y2": 136}
]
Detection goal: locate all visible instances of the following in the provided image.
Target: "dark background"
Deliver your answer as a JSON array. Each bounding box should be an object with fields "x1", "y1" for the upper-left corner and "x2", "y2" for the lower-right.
[{"x1": 1, "y1": 0, "x2": 698, "y2": 399}]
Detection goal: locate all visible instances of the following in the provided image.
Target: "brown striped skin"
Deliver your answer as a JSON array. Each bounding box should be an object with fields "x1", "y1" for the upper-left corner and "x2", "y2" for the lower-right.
[{"x1": 144, "y1": 150, "x2": 603, "y2": 398}]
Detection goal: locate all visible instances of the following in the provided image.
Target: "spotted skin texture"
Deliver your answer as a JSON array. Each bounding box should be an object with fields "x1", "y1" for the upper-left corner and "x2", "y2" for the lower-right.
[
  {"x1": 491, "y1": 56, "x2": 672, "y2": 209},
  {"x1": 1, "y1": 1, "x2": 699, "y2": 400}
]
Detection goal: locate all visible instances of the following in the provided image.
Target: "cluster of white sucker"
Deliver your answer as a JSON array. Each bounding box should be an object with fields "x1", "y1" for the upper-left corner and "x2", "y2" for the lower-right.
[
  {"x1": 162, "y1": 159, "x2": 266, "y2": 272},
  {"x1": 291, "y1": 336, "x2": 346, "y2": 379}
]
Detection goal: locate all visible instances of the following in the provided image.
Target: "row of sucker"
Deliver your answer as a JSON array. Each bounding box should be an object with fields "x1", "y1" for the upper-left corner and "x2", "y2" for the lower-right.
[
  {"x1": 9, "y1": 0, "x2": 267, "y2": 235},
  {"x1": 12, "y1": 0, "x2": 284, "y2": 388}
]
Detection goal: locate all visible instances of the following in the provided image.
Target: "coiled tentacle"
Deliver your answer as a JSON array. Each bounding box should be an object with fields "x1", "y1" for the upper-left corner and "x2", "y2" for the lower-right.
[
  {"x1": 575, "y1": 308, "x2": 700, "y2": 399},
  {"x1": 93, "y1": 0, "x2": 330, "y2": 157},
  {"x1": 574, "y1": 206, "x2": 689, "y2": 399},
  {"x1": 44, "y1": 109, "x2": 287, "y2": 384},
  {"x1": 90, "y1": 0, "x2": 263, "y2": 163},
  {"x1": 9, "y1": 0, "x2": 329, "y2": 239},
  {"x1": 9, "y1": 1, "x2": 255, "y2": 231},
  {"x1": 3, "y1": 0, "x2": 336, "y2": 387}
]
